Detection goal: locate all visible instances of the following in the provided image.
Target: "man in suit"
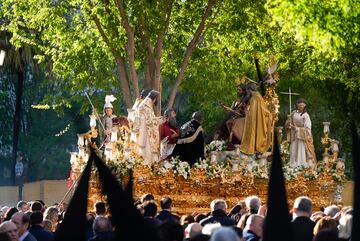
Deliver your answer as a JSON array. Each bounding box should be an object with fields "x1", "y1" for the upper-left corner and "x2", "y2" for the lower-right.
[
  {"x1": 291, "y1": 196, "x2": 315, "y2": 241},
  {"x1": 199, "y1": 199, "x2": 237, "y2": 227},
  {"x1": 155, "y1": 197, "x2": 180, "y2": 223},
  {"x1": 11, "y1": 212, "x2": 38, "y2": 241},
  {"x1": 142, "y1": 201, "x2": 162, "y2": 228},
  {"x1": 89, "y1": 216, "x2": 115, "y2": 241},
  {"x1": 29, "y1": 212, "x2": 54, "y2": 241}
]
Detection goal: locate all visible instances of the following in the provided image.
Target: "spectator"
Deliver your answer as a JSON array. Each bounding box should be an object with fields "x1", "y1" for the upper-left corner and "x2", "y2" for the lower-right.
[
  {"x1": 242, "y1": 214, "x2": 264, "y2": 241},
  {"x1": 181, "y1": 214, "x2": 195, "y2": 227},
  {"x1": 42, "y1": 220, "x2": 52, "y2": 233},
  {"x1": 202, "y1": 223, "x2": 221, "y2": 236},
  {"x1": 94, "y1": 202, "x2": 106, "y2": 216},
  {"x1": 141, "y1": 193, "x2": 155, "y2": 203},
  {"x1": 1, "y1": 206, "x2": 10, "y2": 222},
  {"x1": 29, "y1": 212, "x2": 54, "y2": 241},
  {"x1": 30, "y1": 202, "x2": 42, "y2": 213},
  {"x1": 158, "y1": 221, "x2": 184, "y2": 241},
  {"x1": 0, "y1": 232, "x2": 12, "y2": 241},
  {"x1": 311, "y1": 211, "x2": 325, "y2": 222},
  {"x1": 17, "y1": 201, "x2": 29, "y2": 213},
  {"x1": 245, "y1": 196, "x2": 261, "y2": 214},
  {"x1": 4, "y1": 208, "x2": 18, "y2": 222},
  {"x1": 11, "y1": 212, "x2": 37, "y2": 241},
  {"x1": 90, "y1": 216, "x2": 114, "y2": 241},
  {"x1": 199, "y1": 199, "x2": 237, "y2": 227},
  {"x1": 142, "y1": 201, "x2": 162, "y2": 228},
  {"x1": 338, "y1": 214, "x2": 352, "y2": 241},
  {"x1": 86, "y1": 213, "x2": 95, "y2": 241},
  {"x1": 237, "y1": 213, "x2": 251, "y2": 230},
  {"x1": 209, "y1": 227, "x2": 240, "y2": 241},
  {"x1": 156, "y1": 197, "x2": 180, "y2": 223},
  {"x1": 291, "y1": 196, "x2": 315, "y2": 241},
  {"x1": 43, "y1": 207, "x2": 59, "y2": 232},
  {"x1": 184, "y1": 223, "x2": 203, "y2": 240},
  {"x1": 195, "y1": 214, "x2": 207, "y2": 223},
  {"x1": 313, "y1": 229, "x2": 339, "y2": 241},
  {"x1": 324, "y1": 205, "x2": 340, "y2": 218},
  {"x1": 313, "y1": 216, "x2": 338, "y2": 236},
  {"x1": 0, "y1": 221, "x2": 19, "y2": 241}
]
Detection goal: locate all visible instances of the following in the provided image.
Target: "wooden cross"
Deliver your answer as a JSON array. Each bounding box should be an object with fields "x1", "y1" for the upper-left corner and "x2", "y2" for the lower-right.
[{"x1": 280, "y1": 87, "x2": 300, "y2": 114}]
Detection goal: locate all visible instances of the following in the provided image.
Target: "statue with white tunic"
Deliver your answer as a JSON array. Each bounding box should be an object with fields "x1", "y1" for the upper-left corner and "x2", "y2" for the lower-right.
[
  {"x1": 136, "y1": 90, "x2": 163, "y2": 165},
  {"x1": 127, "y1": 89, "x2": 150, "y2": 146},
  {"x1": 286, "y1": 98, "x2": 316, "y2": 168}
]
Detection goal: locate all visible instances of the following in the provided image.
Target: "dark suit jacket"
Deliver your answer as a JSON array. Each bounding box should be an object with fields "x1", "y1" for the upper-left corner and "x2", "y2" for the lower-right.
[
  {"x1": 291, "y1": 216, "x2": 315, "y2": 241},
  {"x1": 155, "y1": 210, "x2": 180, "y2": 223},
  {"x1": 29, "y1": 225, "x2": 54, "y2": 241},
  {"x1": 23, "y1": 232, "x2": 38, "y2": 241},
  {"x1": 199, "y1": 209, "x2": 237, "y2": 227},
  {"x1": 243, "y1": 230, "x2": 261, "y2": 241}
]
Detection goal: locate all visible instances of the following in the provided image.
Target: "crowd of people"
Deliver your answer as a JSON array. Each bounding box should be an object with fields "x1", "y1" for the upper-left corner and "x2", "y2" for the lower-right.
[{"x1": 0, "y1": 195, "x2": 353, "y2": 241}]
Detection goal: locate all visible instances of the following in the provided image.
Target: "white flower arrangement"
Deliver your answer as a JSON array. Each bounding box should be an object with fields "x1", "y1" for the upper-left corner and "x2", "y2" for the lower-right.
[
  {"x1": 158, "y1": 157, "x2": 191, "y2": 179},
  {"x1": 282, "y1": 165, "x2": 303, "y2": 181},
  {"x1": 194, "y1": 158, "x2": 231, "y2": 178},
  {"x1": 205, "y1": 140, "x2": 227, "y2": 152}
]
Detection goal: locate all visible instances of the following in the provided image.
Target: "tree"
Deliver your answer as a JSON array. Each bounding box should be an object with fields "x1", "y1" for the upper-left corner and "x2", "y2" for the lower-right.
[{"x1": 1, "y1": 0, "x2": 221, "y2": 111}]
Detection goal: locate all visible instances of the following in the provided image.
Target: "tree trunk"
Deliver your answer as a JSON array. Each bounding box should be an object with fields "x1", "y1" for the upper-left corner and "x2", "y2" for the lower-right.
[
  {"x1": 11, "y1": 48, "x2": 25, "y2": 185},
  {"x1": 114, "y1": 56, "x2": 133, "y2": 108}
]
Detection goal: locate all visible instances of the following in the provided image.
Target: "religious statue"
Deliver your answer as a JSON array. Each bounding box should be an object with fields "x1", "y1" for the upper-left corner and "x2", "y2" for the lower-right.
[
  {"x1": 240, "y1": 81, "x2": 272, "y2": 155},
  {"x1": 136, "y1": 90, "x2": 163, "y2": 165},
  {"x1": 99, "y1": 95, "x2": 117, "y2": 144},
  {"x1": 159, "y1": 109, "x2": 180, "y2": 160},
  {"x1": 285, "y1": 98, "x2": 316, "y2": 168},
  {"x1": 127, "y1": 89, "x2": 150, "y2": 146},
  {"x1": 222, "y1": 83, "x2": 250, "y2": 143},
  {"x1": 172, "y1": 111, "x2": 205, "y2": 166}
]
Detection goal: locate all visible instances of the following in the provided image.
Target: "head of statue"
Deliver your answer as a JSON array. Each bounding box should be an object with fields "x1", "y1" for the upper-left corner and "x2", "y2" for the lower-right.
[
  {"x1": 236, "y1": 84, "x2": 247, "y2": 97},
  {"x1": 147, "y1": 90, "x2": 160, "y2": 106},
  {"x1": 246, "y1": 82, "x2": 258, "y2": 92},
  {"x1": 140, "y1": 89, "x2": 150, "y2": 100},
  {"x1": 164, "y1": 108, "x2": 177, "y2": 127},
  {"x1": 104, "y1": 107, "x2": 113, "y2": 117},
  {"x1": 192, "y1": 111, "x2": 204, "y2": 124},
  {"x1": 295, "y1": 98, "x2": 307, "y2": 114}
]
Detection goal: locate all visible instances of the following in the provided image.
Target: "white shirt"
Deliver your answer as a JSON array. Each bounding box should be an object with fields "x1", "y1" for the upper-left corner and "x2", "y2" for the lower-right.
[{"x1": 19, "y1": 231, "x2": 29, "y2": 241}]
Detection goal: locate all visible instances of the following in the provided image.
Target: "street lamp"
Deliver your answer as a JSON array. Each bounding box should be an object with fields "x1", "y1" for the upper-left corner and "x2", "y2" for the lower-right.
[{"x1": 0, "y1": 49, "x2": 5, "y2": 66}]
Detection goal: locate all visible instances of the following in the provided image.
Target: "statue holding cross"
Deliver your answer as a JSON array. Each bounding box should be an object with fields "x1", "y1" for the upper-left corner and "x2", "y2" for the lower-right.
[
  {"x1": 285, "y1": 97, "x2": 317, "y2": 168},
  {"x1": 280, "y1": 87, "x2": 300, "y2": 114}
]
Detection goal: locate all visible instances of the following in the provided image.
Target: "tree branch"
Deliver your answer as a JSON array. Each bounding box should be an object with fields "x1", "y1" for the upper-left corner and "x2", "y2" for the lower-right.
[
  {"x1": 154, "y1": 0, "x2": 174, "y2": 59},
  {"x1": 167, "y1": 0, "x2": 219, "y2": 108},
  {"x1": 92, "y1": 15, "x2": 133, "y2": 108},
  {"x1": 138, "y1": 16, "x2": 155, "y2": 88},
  {"x1": 114, "y1": 0, "x2": 140, "y2": 98}
]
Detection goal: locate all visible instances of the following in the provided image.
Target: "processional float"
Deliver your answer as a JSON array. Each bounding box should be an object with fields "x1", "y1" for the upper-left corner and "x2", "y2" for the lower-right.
[{"x1": 67, "y1": 57, "x2": 347, "y2": 214}]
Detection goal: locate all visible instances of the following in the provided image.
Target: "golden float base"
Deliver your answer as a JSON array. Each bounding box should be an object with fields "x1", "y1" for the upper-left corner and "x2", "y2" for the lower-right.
[{"x1": 132, "y1": 166, "x2": 343, "y2": 215}]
